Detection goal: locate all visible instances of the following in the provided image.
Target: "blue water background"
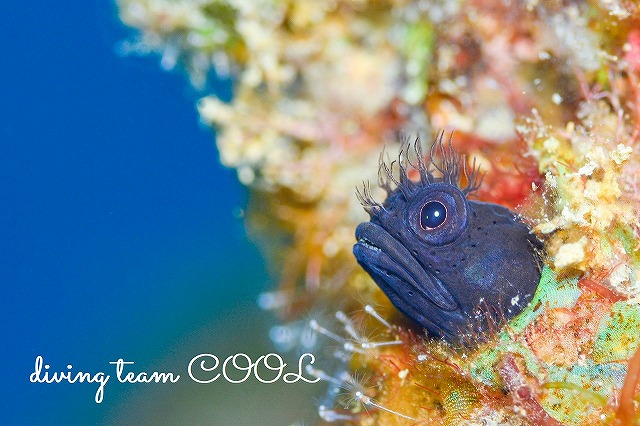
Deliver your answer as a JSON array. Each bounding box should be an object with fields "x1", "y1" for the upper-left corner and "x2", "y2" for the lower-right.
[{"x1": 1, "y1": 2, "x2": 319, "y2": 424}]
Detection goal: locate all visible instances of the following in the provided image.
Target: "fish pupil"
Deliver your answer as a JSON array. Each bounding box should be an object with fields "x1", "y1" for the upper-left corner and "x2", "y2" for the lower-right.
[{"x1": 420, "y1": 201, "x2": 447, "y2": 229}]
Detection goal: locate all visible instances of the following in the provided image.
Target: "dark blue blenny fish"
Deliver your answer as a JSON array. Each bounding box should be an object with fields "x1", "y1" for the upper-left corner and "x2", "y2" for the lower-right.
[{"x1": 353, "y1": 133, "x2": 543, "y2": 345}]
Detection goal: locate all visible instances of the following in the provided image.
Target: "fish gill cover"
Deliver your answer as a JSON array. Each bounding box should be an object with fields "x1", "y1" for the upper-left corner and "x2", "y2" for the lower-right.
[{"x1": 117, "y1": 0, "x2": 640, "y2": 424}]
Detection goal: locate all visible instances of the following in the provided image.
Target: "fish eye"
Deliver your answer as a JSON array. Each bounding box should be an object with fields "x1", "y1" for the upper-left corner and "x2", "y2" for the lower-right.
[
  {"x1": 420, "y1": 201, "x2": 447, "y2": 229},
  {"x1": 406, "y1": 184, "x2": 468, "y2": 246}
]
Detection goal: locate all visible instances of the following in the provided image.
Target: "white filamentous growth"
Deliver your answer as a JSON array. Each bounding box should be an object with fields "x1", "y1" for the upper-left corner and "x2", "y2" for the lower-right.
[
  {"x1": 354, "y1": 391, "x2": 419, "y2": 421},
  {"x1": 305, "y1": 365, "x2": 345, "y2": 387},
  {"x1": 318, "y1": 405, "x2": 356, "y2": 422},
  {"x1": 340, "y1": 371, "x2": 419, "y2": 422},
  {"x1": 311, "y1": 308, "x2": 399, "y2": 353},
  {"x1": 336, "y1": 308, "x2": 400, "y2": 350},
  {"x1": 335, "y1": 310, "x2": 362, "y2": 341},
  {"x1": 309, "y1": 319, "x2": 367, "y2": 354},
  {"x1": 360, "y1": 340, "x2": 402, "y2": 349},
  {"x1": 364, "y1": 304, "x2": 393, "y2": 329},
  {"x1": 309, "y1": 319, "x2": 346, "y2": 343},
  {"x1": 342, "y1": 342, "x2": 367, "y2": 354},
  {"x1": 308, "y1": 309, "x2": 419, "y2": 422}
]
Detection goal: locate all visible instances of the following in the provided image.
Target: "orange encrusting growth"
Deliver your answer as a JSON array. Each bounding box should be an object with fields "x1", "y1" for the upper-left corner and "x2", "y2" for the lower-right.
[{"x1": 617, "y1": 345, "x2": 640, "y2": 425}]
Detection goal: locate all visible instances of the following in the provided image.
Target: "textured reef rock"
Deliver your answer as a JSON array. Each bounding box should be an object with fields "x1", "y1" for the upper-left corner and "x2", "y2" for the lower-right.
[{"x1": 118, "y1": 0, "x2": 640, "y2": 424}]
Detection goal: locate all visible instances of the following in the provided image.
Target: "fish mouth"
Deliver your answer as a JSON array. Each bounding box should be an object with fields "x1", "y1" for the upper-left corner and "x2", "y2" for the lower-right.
[{"x1": 353, "y1": 222, "x2": 459, "y2": 320}]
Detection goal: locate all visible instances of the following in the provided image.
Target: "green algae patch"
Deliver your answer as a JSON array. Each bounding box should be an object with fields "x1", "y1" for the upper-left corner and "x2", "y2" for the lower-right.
[
  {"x1": 509, "y1": 266, "x2": 581, "y2": 334},
  {"x1": 466, "y1": 340, "x2": 541, "y2": 387},
  {"x1": 592, "y1": 302, "x2": 640, "y2": 363},
  {"x1": 539, "y1": 361, "x2": 625, "y2": 426}
]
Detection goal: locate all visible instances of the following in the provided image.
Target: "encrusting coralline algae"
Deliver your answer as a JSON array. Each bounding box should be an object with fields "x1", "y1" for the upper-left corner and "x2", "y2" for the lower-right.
[{"x1": 118, "y1": 1, "x2": 640, "y2": 424}]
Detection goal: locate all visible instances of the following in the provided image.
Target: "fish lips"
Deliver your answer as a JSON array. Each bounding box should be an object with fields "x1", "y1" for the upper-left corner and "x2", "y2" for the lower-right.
[{"x1": 353, "y1": 222, "x2": 459, "y2": 315}]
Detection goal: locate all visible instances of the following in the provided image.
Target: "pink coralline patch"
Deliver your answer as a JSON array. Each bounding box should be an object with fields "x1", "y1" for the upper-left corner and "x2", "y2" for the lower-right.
[
  {"x1": 625, "y1": 30, "x2": 640, "y2": 72},
  {"x1": 578, "y1": 273, "x2": 627, "y2": 303},
  {"x1": 522, "y1": 288, "x2": 614, "y2": 366},
  {"x1": 499, "y1": 355, "x2": 564, "y2": 426},
  {"x1": 618, "y1": 344, "x2": 640, "y2": 424},
  {"x1": 454, "y1": 134, "x2": 543, "y2": 209}
]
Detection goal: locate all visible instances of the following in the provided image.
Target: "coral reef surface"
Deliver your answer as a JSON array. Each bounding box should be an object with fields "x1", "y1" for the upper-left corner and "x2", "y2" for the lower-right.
[{"x1": 117, "y1": 0, "x2": 640, "y2": 424}]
